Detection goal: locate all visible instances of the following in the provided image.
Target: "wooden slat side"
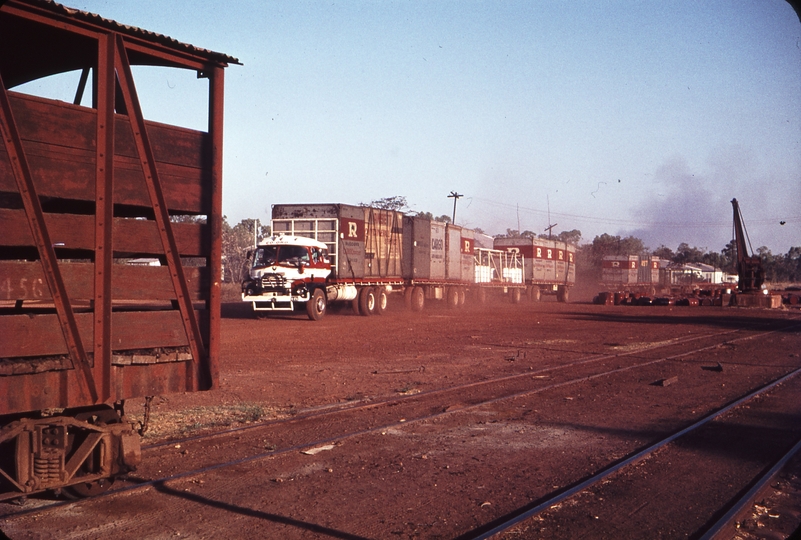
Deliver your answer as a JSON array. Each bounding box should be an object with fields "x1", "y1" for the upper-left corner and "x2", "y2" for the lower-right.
[
  {"x1": 0, "y1": 262, "x2": 206, "y2": 301},
  {"x1": 114, "y1": 114, "x2": 208, "y2": 170},
  {"x1": 0, "y1": 144, "x2": 207, "y2": 213},
  {"x1": 1, "y1": 361, "x2": 203, "y2": 415},
  {"x1": 0, "y1": 209, "x2": 209, "y2": 256},
  {"x1": 0, "y1": 309, "x2": 209, "y2": 359}
]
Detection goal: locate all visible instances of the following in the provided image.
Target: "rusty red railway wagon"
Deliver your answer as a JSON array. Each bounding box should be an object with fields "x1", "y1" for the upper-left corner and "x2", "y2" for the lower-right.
[{"x1": 0, "y1": 0, "x2": 236, "y2": 499}]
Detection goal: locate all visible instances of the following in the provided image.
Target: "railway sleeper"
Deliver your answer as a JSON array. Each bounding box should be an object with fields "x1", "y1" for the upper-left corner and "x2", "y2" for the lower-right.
[{"x1": 0, "y1": 405, "x2": 141, "y2": 501}]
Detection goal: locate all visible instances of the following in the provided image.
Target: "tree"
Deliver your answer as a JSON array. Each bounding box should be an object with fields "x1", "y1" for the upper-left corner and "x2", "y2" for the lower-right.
[
  {"x1": 222, "y1": 217, "x2": 269, "y2": 283},
  {"x1": 555, "y1": 229, "x2": 581, "y2": 245},
  {"x1": 673, "y1": 243, "x2": 705, "y2": 265},
  {"x1": 652, "y1": 245, "x2": 674, "y2": 260},
  {"x1": 415, "y1": 211, "x2": 451, "y2": 223},
  {"x1": 362, "y1": 196, "x2": 409, "y2": 212}
]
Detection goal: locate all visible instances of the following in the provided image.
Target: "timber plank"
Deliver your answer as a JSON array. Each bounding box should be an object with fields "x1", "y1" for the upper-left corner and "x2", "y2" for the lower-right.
[
  {"x1": 0, "y1": 209, "x2": 208, "y2": 256},
  {"x1": 0, "y1": 309, "x2": 210, "y2": 359},
  {"x1": 0, "y1": 144, "x2": 207, "y2": 213},
  {"x1": 0, "y1": 261, "x2": 206, "y2": 301},
  {"x1": 1, "y1": 361, "x2": 201, "y2": 415},
  {"x1": 6, "y1": 91, "x2": 207, "y2": 169}
]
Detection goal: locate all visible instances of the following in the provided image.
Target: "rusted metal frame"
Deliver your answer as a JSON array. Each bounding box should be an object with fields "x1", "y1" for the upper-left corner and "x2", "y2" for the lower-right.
[
  {"x1": 94, "y1": 33, "x2": 116, "y2": 403},
  {"x1": 3, "y1": 2, "x2": 222, "y2": 71},
  {"x1": 0, "y1": 72, "x2": 98, "y2": 404},
  {"x1": 113, "y1": 34, "x2": 206, "y2": 385},
  {"x1": 207, "y1": 65, "x2": 224, "y2": 390},
  {"x1": 121, "y1": 39, "x2": 218, "y2": 72},
  {"x1": 73, "y1": 67, "x2": 90, "y2": 106},
  {"x1": 0, "y1": 424, "x2": 26, "y2": 493},
  {"x1": 64, "y1": 431, "x2": 106, "y2": 479},
  {"x1": 0, "y1": 466, "x2": 25, "y2": 493},
  {"x1": 1, "y1": 3, "x2": 100, "y2": 39}
]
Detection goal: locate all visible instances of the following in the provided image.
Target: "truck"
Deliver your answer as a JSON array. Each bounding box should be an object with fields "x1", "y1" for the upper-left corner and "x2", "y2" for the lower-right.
[
  {"x1": 493, "y1": 236, "x2": 576, "y2": 302},
  {"x1": 241, "y1": 203, "x2": 527, "y2": 319}
]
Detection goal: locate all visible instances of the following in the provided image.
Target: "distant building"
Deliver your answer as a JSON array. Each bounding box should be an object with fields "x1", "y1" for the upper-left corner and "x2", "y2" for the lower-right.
[{"x1": 667, "y1": 263, "x2": 736, "y2": 286}]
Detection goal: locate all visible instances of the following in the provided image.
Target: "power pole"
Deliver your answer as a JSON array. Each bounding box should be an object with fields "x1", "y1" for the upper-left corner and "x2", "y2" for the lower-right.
[
  {"x1": 545, "y1": 195, "x2": 557, "y2": 240},
  {"x1": 448, "y1": 191, "x2": 463, "y2": 224}
]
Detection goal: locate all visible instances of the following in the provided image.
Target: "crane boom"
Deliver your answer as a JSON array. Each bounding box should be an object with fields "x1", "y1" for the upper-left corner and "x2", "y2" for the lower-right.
[{"x1": 731, "y1": 198, "x2": 764, "y2": 292}]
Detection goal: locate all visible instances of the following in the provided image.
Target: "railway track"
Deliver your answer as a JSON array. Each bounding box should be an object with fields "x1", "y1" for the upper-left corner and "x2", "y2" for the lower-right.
[
  {"x1": 469, "y1": 366, "x2": 801, "y2": 539},
  {"x1": 1, "y1": 320, "x2": 799, "y2": 539}
]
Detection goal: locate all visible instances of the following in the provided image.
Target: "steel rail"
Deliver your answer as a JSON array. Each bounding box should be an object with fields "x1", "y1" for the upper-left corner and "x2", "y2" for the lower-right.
[
  {"x1": 140, "y1": 326, "x2": 745, "y2": 452},
  {"x1": 468, "y1": 365, "x2": 801, "y2": 540},
  {"x1": 698, "y1": 437, "x2": 801, "y2": 540}
]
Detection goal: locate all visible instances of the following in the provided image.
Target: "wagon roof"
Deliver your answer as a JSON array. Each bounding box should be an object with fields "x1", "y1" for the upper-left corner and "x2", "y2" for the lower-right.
[{"x1": 1, "y1": 0, "x2": 240, "y2": 88}]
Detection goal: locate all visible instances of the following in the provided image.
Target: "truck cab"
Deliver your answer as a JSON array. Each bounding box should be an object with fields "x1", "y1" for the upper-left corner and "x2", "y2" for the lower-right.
[{"x1": 242, "y1": 235, "x2": 332, "y2": 319}]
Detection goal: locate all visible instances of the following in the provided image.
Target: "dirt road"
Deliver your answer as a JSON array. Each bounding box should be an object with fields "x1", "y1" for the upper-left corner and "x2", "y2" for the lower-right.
[{"x1": 2, "y1": 297, "x2": 800, "y2": 539}]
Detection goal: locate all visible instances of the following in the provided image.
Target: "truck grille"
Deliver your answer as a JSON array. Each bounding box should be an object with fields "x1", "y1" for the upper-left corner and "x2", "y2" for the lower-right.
[{"x1": 260, "y1": 273, "x2": 287, "y2": 290}]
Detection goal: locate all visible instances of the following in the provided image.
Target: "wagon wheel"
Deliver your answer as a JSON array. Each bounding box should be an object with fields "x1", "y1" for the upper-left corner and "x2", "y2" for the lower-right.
[
  {"x1": 66, "y1": 477, "x2": 116, "y2": 498},
  {"x1": 457, "y1": 287, "x2": 466, "y2": 307}
]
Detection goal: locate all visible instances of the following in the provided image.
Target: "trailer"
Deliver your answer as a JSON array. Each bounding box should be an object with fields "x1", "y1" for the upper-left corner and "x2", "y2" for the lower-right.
[
  {"x1": 0, "y1": 0, "x2": 236, "y2": 499},
  {"x1": 600, "y1": 255, "x2": 669, "y2": 298},
  {"x1": 241, "y1": 204, "x2": 527, "y2": 318},
  {"x1": 493, "y1": 237, "x2": 576, "y2": 302}
]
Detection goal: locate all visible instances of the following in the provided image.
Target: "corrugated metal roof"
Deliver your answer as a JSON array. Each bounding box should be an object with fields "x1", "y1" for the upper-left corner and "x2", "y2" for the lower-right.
[{"x1": 17, "y1": 0, "x2": 241, "y2": 66}]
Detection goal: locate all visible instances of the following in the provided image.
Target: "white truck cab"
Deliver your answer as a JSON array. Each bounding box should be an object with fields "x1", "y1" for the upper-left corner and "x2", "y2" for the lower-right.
[{"x1": 241, "y1": 235, "x2": 332, "y2": 320}]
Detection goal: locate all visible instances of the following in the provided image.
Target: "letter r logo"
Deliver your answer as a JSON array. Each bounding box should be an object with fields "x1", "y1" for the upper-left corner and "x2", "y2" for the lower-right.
[{"x1": 348, "y1": 221, "x2": 358, "y2": 238}]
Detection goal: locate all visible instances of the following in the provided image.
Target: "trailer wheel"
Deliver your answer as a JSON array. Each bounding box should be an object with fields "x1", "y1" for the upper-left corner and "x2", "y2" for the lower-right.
[
  {"x1": 375, "y1": 287, "x2": 388, "y2": 315},
  {"x1": 306, "y1": 289, "x2": 327, "y2": 321},
  {"x1": 557, "y1": 285, "x2": 570, "y2": 303},
  {"x1": 446, "y1": 287, "x2": 460, "y2": 309},
  {"x1": 458, "y1": 287, "x2": 466, "y2": 307},
  {"x1": 358, "y1": 286, "x2": 375, "y2": 316},
  {"x1": 410, "y1": 286, "x2": 425, "y2": 312},
  {"x1": 476, "y1": 287, "x2": 487, "y2": 304},
  {"x1": 404, "y1": 286, "x2": 414, "y2": 310},
  {"x1": 528, "y1": 286, "x2": 541, "y2": 302},
  {"x1": 510, "y1": 287, "x2": 522, "y2": 304}
]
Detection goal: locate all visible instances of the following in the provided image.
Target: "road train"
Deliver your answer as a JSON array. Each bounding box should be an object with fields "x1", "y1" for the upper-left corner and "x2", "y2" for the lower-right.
[{"x1": 240, "y1": 203, "x2": 576, "y2": 319}]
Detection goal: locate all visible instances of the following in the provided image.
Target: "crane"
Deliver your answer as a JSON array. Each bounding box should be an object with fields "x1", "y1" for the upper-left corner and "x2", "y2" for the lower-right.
[{"x1": 731, "y1": 198, "x2": 764, "y2": 293}]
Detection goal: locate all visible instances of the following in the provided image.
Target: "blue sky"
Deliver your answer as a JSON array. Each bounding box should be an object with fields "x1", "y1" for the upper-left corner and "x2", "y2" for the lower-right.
[{"x1": 21, "y1": 1, "x2": 801, "y2": 254}]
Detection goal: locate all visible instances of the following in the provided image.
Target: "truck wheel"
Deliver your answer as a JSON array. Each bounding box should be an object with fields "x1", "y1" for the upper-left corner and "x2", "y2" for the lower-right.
[
  {"x1": 358, "y1": 287, "x2": 375, "y2": 316},
  {"x1": 410, "y1": 286, "x2": 425, "y2": 312},
  {"x1": 557, "y1": 285, "x2": 570, "y2": 303},
  {"x1": 476, "y1": 287, "x2": 487, "y2": 305},
  {"x1": 510, "y1": 287, "x2": 522, "y2": 304},
  {"x1": 528, "y1": 286, "x2": 541, "y2": 302},
  {"x1": 351, "y1": 295, "x2": 361, "y2": 315},
  {"x1": 375, "y1": 287, "x2": 388, "y2": 315},
  {"x1": 458, "y1": 287, "x2": 466, "y2": 307},
  {"x1": 446, "y1": 287, "x2": 459, "y2": 309},
  {"x1": 306, "y1": 289, "x2": 327, "y2": 321}
]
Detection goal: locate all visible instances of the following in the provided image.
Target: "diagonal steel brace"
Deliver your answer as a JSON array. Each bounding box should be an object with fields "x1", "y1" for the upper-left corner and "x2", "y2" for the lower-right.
[
  {"x1": 0, "y1": 73, "x2": 98, "y2": 403},
  {"x1": 113, "y1": 35, "x2": 206, "y2": 383}
]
